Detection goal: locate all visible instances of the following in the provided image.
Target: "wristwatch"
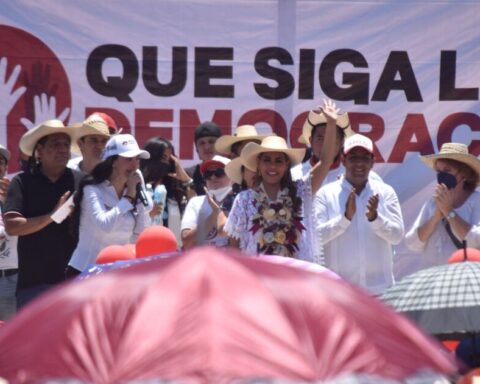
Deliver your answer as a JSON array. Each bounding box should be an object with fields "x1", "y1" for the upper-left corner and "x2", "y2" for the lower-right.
[{"x1": 446, "y1": 211, "x2": 457, "y2": 221}]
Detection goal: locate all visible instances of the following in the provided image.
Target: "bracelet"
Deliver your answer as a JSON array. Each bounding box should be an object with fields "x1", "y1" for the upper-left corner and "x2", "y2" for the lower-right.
[{"x1": 182, "y1": 179, "x2": 194, "y2": 189}]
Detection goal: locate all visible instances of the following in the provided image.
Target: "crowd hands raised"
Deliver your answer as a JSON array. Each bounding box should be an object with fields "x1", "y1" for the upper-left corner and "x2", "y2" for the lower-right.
[{"x1": 0, "y1": 86, "x2": 479, "y2": 331}]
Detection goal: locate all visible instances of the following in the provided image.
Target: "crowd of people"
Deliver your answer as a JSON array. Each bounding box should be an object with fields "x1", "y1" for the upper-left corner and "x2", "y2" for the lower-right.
[{"x1": 1, "y1": 99, "x2": 480, "y2": 325}]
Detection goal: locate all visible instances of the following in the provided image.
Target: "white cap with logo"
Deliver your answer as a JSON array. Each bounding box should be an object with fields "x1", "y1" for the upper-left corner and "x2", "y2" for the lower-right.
[
  {"x1": 102, "y1": 134, "x2": 150, "y2": 160},
  {"x1": 343, "y1": 134, "x2": 374, "y2": 155}
]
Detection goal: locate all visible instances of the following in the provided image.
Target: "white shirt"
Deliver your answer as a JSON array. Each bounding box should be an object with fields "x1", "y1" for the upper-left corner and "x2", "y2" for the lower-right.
[
  {"x1": 181, "y1": 195, "x2": 229, "y2": 247},
  {"x1": 314, "y1": 177, "x2": 404, "y2": 295},
  {"x1": 67, "y1": 156, "x2": 83, "y2": 172},
  {"x1": 405, "y1": 191, "x2": 480, "y2": 268},
  {"x1": 0, "y1": 207, "x2": 18, "y2": 270},
  {"x1": 68, "y1": 181, "x2": 150, "y2": 271}
]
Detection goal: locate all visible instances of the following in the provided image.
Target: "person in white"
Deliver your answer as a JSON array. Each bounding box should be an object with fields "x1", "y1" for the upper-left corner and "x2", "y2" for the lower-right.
[
  {"x1": 67, "y1": 134, "x2": 151, "y2": 275},
  {"x1": 292, "y1": 106, "x2": 382, "y2": 185},
  {"x1": 0, "y1": 145, "x2": 18, "y2": 320},
  {"x1": 68, "y1": 113, "x2": 115, "y2": 175},
  {"x1": 315, "y1": 134, "x2": 404, "y2": 295},
  {"x1": 405, "y1": 143, "x2": 480, "y2": 268},
  {"x1": 181, "y1": 155, "x2": 232, "y2": 248},
  {"x1": 225, "y1": 99, "x2": 339, "y2": 264}
]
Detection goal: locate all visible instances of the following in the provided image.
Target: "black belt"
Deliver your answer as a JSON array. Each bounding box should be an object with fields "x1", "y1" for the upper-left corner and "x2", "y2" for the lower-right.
[{"x1": 0, "y1": 268, "x2": 18, "y2": 277}]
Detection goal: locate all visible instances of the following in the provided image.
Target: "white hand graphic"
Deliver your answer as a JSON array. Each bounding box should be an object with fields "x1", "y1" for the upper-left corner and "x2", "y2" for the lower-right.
[
  {"x1": 0, "y1": 57, "x2": 26, "y2": 121},
  {"x1": 20, "y1": 93, "x2": 70, "y2": 131}
]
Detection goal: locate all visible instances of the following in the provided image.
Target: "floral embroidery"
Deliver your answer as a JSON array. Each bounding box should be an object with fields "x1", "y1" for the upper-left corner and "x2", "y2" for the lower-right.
[{"x1": 249, "y1": 186, "x2": 305, "y2": 257}]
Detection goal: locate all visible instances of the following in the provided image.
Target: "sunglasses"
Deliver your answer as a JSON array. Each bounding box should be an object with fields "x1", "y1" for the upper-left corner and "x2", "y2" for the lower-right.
[{"x1": 204, "y1": 168, "x2": 226, "y2": 180}]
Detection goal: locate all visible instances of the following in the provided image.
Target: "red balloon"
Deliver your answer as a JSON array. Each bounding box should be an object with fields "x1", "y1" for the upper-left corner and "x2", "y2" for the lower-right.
[
  {"x1": 123, "y1": 243, "x2": 136, "y2": 258},
  {"x1": 96, "y1": 244, "x2": 136, "y2": 265},
  {"x1": 448, "y1": 248, "x2": 480, "y2": 264},
  {"x1": 136, "y1": 226, "x2": 178, "y2": 258}
]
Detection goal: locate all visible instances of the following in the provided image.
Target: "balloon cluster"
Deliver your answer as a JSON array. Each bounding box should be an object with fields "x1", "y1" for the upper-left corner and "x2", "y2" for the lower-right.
[{"x1": 96, "y1": 226, "x2": 178, "y2": 264}]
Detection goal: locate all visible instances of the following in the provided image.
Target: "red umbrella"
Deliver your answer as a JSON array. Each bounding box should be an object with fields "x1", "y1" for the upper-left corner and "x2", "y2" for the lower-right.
[{"x1": 0, "y1": 247, "x2": 456, "y2": 383}]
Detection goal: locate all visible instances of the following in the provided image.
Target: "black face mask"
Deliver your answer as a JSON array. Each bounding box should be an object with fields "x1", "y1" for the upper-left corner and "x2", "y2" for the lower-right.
[{"x1": 437, "y1": 171, "x2": 457, "y2": 190}]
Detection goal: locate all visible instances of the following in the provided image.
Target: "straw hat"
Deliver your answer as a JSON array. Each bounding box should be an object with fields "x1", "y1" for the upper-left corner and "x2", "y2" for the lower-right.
[
  {"x1": 70, "y1": 113, "x2": 111, "y2": 155},
  {"x1": 241, "y1": 136, "x2": 305, "y2": 172},
  {"x1": 225, "y1": 157, "x2": 257, "y2": 184},
  {"x1": 214, "y1": 125, "x2": 268, "y2": 155},
  {"x1": 420, "y1": 143, "x2": 480, "y2": 178},
  {"x1": 19, "y1": 119, "x2": 76, "y2": 157},
  {"x1": 298, "y1": 109, "x2": 352, "y2": 145}
]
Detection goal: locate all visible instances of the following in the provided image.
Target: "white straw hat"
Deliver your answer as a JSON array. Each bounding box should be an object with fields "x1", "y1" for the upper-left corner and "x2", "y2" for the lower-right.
[
  {"x1": 298, "y1": 108, "x2": 352, "y2": 146},
  {"x1": 214, "y1": 124, "x2": 268, "y2": 155},
  {"x1": 241, "y1": 136, "x2": 305, "y2": 171}
]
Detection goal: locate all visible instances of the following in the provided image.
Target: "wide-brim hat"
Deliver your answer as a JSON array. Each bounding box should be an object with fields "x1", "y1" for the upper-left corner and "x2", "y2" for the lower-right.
[
  {"x1": 224, "y1": 157, "x2": 256, "y2": 184},
  {"x1": 214, "y1": 124, "x2": 268, "y2": 155},
  {"x1": 70, "y1": 113, "x2": 112, "y2": 155},
  {"x1": 298, "y1": 109, "x2": 352, "y2": 145},
  {"x1": 421, "y1": 142, "x2": 480, "y2": 180},
  {"x1": 241, "y1": 136, "x2": 305, "y2": 172},
  {"x1": 20, "y1": 119, "x2": 75, "y2": 157}
]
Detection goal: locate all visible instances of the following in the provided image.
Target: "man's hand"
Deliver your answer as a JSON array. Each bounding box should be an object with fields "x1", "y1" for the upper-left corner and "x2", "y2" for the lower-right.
[
  {"x1": 344, "y1": 188, "x2": 356, "y2": 221},
  {"x1": 366, "y1": 194, "x2": 379, "y2": 222}
]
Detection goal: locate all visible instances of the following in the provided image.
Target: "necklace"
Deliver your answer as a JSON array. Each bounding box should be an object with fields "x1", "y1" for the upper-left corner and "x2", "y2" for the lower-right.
[{"x1": 249, "y1": 186, "x2": 305, "y2": 257}]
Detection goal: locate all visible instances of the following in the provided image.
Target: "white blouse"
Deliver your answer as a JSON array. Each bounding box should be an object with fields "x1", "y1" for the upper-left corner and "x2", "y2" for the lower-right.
[
  {"x1": 68, "y1": 181, "x2": 150, "y2": 271},
  {"x1": 224, "y1": 177, "x2": 321, "y2": 263}
]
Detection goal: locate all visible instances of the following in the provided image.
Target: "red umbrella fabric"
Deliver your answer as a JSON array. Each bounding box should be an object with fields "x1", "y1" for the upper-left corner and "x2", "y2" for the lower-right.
[{"x1": 0, "y1": 247, "x2": 456, "y2": 383}]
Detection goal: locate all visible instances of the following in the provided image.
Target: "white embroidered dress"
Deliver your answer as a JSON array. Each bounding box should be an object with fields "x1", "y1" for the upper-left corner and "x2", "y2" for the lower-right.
[{"x1": 224, "y1": 176, "x2": 321, "y2": 263}]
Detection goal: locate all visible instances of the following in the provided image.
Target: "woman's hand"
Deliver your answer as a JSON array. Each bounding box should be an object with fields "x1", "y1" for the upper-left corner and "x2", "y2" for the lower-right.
[
  {"x1": 434, "y1": 183, "x2": 455, "y2": 217},
  {"x1": 126, "y1": 171, "x2": 141, "y2": 199},
  {"x1": 168, "y1": 154, "x2": 191, "y2": 183}
]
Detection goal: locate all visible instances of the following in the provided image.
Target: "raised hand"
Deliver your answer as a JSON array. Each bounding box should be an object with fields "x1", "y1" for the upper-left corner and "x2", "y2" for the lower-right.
[
  {"x1": 344, "y1": 188, "x2": 356, "y2": 221},
  {"x1": 0, "y1": 57, "x2": 26, "y2": 120},
  {"x1": 434, "y1": 183, "x2": 454, "y2": 217},
  {"x1": 322, "y1": 98, "x2": 340, "y2": 122},
  {"x1": 20, "y1": 93, "x2": 70, "y2": 131},
  {"x1": 366, "y1": 193, "x2": 379, "y2": 222}
]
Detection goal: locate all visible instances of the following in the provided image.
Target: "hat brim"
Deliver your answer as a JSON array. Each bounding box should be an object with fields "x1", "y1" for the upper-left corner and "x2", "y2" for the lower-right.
[
  {"x1": 215, "y1": 135, "x2": 267, "y2": 155},
  {"x1": 200, "y1": 160, "x2": 227, "y2": 175},
  {"x1": 224, "y1": 157, "x2": 256, "y2": 184},
  {"x1": 298, "y1": 112, "x2": 352, "y2": 145},
  {"x1": 242, "y1": 142, "x2": 305, "y2": 172},
  {"x1": 20, "y1": 125, "x2": 76, "y2": 157},
  {"x1": 420, "y1": 153, "x2": 480, "y2": 182},
  {"x1": 118, "y1": 149, "x2": 150, "y2": 159}
]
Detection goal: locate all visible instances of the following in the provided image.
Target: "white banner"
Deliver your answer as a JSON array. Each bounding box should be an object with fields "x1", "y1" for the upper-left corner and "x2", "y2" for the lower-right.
[{"x1": 1, "y1": 0, "x2": 479, "y2": 277}]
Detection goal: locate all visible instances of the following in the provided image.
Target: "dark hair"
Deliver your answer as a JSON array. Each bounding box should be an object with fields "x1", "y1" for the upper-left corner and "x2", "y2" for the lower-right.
[
  {"x1": 310, "y1": 123, "x2": 345, "y2": 163},
  {"x1": 255, "y1": 152, "x2": 302, "y2": 214},
  {"x1": 70, "y1": 156, "x2": 117, "y2": 243},
  {"x1": 140, "y1": 136, "x2": 187, "y2": 214}
]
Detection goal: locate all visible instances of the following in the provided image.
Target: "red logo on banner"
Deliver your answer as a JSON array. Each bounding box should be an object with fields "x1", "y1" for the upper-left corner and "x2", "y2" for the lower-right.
[{"x1": 0, "y1": 25, "x2": 72, "y2": 173}]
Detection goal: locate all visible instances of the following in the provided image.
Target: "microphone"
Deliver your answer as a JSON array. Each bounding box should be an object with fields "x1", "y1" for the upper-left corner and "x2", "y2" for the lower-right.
[{"x1": 135, "y1": 170, "x2": 149, "y2": 207}]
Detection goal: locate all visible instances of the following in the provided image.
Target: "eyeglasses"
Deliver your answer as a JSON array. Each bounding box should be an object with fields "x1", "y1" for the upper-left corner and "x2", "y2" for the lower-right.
[{"x1": 204, "y1": 168, "x2": 226, "y2": 180}]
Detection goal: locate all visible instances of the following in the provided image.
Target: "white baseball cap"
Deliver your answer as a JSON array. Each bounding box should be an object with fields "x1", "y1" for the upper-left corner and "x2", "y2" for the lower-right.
[
  {"x1": 343, "y1": 134, "x2": 374, "y2": 155},
  {"x1": 102, "y1": 134, "x2": 150, "y2": 160}
]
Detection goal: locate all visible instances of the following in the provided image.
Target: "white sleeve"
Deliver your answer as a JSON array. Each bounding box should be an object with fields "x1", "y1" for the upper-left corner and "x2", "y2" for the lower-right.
[
  {"x1": 181, "y1": 197, "x2": 201, "y2": 231},
  {"x1": 314, "y1": 188, "x2": 351, "y2": 245},
  {"x1": 369, "y1": 186, "x2": 404, "y2": 245},
  {"x1": 463, "y1": 194, "x2": 480, "y2": 247},
  {"x1": 405, "y1": 199, "x2": 434, "y2": 252},
  {"x1": 224, "y1": 192, "x2": 249, "y2": 241},
  {"x1": 83, "y1": 185, "x2": 134, "y2": 233}
]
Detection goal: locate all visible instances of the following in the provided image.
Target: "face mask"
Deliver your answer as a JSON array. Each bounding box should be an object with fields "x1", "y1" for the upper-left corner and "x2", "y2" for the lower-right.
[
  {"x1": 437, "y1": 171, "x2": 457, "y2": 190},
  {"x1": 209, "y1": 185, "x2": 232, "y2": 202}
]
